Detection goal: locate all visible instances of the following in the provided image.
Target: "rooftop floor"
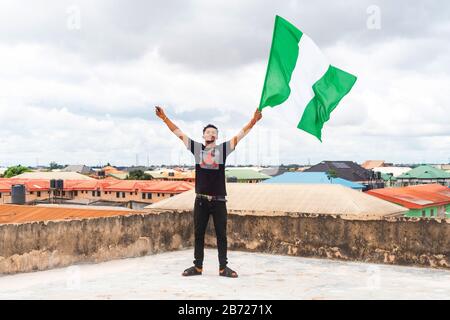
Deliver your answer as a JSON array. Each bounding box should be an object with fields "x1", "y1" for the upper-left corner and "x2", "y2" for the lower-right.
[{"x1": 0, "y1": 249, "x2": 449, "y2": 300}]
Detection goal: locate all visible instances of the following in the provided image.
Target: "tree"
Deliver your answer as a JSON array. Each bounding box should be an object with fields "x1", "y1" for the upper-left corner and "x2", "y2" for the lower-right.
[
  {"x1": 326, "y1": 169, "x2": 338, "y2": 184},
  {"x1": 3, "y1": 165, "x2": 32, "y2": 178},
  {"x1": 127, "y1": 170, "x2": 152, "y2": 180},
  {"x1": 49, "y1": 162, "x2": 64, "y2": 170}
]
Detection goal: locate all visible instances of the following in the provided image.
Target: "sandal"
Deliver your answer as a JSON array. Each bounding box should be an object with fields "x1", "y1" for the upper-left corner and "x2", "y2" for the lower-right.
[
  {"x1": 182, "y1": 266, "x2": 202, "y2": 276},
  {"x1": 219, "y1": 266, "x2": 238, "y2": 278}
]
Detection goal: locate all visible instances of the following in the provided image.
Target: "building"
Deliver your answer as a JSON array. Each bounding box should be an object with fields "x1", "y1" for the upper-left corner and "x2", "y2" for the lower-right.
[
  {"x1": 371, "y1": 166, "x2": 412, "y2": 177},
  {"x1": 395, "y1": 165, "x2": 450, "y2": 187},
  {"x1": 148, "y1": 183, "x2": 407, "y2": 218},
  {"x1": 263, "y1": 172, "x2": 365, "y2": 191},
  {"x1": 145, "y1": 169, "x2": 195, "y2": 182},
  {"x1": 258, "y1": 166, "x2": 288, "y2": 177},
  {"x1": 12, "y1": 171, "x2": 95, "y2": 180},
  {"x1": 61, "y1": 165, "x2": 93, "y2": 175},
  {"x1": 361, "y1": 160, "x2": 389, "y2": 170},
  {"x1": 433, "y1": 164, "x2": 450, "y2": 173},
  {"x1": 366, "y1": 184, "x2": 450, "y2": 218},
  {"x1": 304, "y1": 161, "x2": 384, "y2": 190},
  {"x1": 225, "y1": 168, "x2": 271, "y2": 183},
  {"x1": 0, "y1": 178, "x2": 194, "y2": 208}
]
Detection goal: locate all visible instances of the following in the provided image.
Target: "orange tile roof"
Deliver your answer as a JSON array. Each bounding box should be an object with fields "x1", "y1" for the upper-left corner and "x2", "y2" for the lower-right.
[
  {"x1": 140, "y1": 181, "x2": 194, "y2": 193},
  {"x1": 0, "y1": 182, "x2": 10, "y2": 192},
  {"x1": 102, "y1": 166, "x2": 124, "y2": 174},
  {"x1": 366, "y1": 183, "x2": 450, "y2": 209},
  {"x1": 0, "y1": 204, "x2": 145, "y2": 224},
  {"x1": 103, "y1": 180, "x2": 145, "y2": 192},
  {"x1": 0, "y1": 178, "x2": 194, "y2": 193}
]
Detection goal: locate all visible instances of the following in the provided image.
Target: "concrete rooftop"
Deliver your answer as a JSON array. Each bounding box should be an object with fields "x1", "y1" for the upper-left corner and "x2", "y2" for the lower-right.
[{"x1": 0, "y1": 249, "x2": 449, "y2": 300}]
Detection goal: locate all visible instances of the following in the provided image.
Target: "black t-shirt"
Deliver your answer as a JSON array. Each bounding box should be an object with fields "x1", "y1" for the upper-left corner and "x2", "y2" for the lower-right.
[{"x1": 187, "y1": 138, "x2": 235, "y2": 196}]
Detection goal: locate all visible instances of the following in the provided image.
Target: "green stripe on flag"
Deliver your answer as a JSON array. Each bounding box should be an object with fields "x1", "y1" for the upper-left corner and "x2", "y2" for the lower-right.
[
  {"x1": 258, "y1": 15, "x2": 302, "y2": 111},
  {"x1": 297, "y1": 65, "x2": 357, "y2": 142}
]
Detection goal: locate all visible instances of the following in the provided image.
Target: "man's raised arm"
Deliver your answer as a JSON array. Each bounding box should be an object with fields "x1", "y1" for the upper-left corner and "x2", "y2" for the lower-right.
[
  {"x1": 155, "y1": 106, "x2": 190, "y2": 148},
  {"x1": 230, "y1": 108, "x2": 263, "y2": 150}
]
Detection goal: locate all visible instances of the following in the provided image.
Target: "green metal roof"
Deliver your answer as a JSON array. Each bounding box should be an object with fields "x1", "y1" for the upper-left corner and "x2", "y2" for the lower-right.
[
  {"x1": 225, "y1": 169, "x2": 271, "y2": 180},
  {"x1": 397, "y1": 165, "x2": 450, "y2": 179}
]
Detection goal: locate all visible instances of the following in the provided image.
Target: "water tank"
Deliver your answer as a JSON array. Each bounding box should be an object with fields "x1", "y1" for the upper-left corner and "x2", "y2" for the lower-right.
[
  {"x1": 11, "y1": 184, "x2": 26, "y2": 205},
  {"x1": 56, "y1": 179, "x2": 64, "y2": 189},
  {"x1": 50, "y1": 179, "x2": 57, "y2": 189}
]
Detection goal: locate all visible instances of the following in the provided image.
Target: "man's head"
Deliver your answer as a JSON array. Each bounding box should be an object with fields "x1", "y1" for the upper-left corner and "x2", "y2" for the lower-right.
[{"x1": 202, "y1": 124, "x2": 218, "y2": 145}]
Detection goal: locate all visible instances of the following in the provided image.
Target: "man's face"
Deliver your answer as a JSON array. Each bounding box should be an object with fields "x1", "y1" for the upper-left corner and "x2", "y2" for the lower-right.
[{"x1": 203, "y1": 127, "x2": 218, "y2": 144}]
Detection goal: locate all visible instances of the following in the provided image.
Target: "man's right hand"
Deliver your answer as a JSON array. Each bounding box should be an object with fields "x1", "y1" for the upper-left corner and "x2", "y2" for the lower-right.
[{"x1": 155, "y1": 106, "x2": 167, "y2": 121}]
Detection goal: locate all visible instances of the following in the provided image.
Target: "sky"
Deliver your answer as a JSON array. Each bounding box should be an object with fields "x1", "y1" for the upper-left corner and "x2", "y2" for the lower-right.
[{"x1": 0, "y1": 0, "x2": 449, "y2": 167}]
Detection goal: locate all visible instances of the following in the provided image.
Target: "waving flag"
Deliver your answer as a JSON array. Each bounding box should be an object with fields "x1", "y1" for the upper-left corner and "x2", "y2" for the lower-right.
[{"x1": 258, "y1": 15, "x2": 357, "y2": 142}]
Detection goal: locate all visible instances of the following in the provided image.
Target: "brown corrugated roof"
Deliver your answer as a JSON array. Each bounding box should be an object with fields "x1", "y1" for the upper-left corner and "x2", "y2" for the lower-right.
[
  {"x1": 146, "y1": 183, "x2": 408, "y2": 220},
  {"x1": 362, "y1": 160, "x2": 385, "y2": 170},
  {"x1": 0, "y1": 204, "x2": 146, "y2": 224}
]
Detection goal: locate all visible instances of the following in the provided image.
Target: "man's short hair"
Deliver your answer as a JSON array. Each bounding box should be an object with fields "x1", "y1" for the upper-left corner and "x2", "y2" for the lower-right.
[{"x1": 203, "y1": 124, "x2": 218, "y2": 134}]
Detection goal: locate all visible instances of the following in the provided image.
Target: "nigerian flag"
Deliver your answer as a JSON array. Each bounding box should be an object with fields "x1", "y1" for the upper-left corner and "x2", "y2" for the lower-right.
[{"x1": 258, "y1": 15, "x2": 357, "y2": 142}]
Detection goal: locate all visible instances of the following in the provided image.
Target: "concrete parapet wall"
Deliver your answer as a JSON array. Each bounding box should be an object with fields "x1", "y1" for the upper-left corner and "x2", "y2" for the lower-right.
[{"x1": 1, "y1": 209, "x2": 448, "y2": 274}]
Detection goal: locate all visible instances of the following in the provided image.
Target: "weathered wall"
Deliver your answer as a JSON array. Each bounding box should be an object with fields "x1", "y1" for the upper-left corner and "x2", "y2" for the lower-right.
[
  {"x1": 204, "y1": 213, "x2": 449, "y2": 269},
  {"x1": 1, "y1": 209, "x2": 449, "y2": 274},
  {"x1": 0, "y1": 211, "x2": 193, "y2": 274}
]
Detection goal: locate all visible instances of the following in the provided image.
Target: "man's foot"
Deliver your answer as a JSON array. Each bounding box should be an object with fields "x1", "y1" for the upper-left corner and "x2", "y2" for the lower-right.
[
  {"x1": 219, "y1": 266, "x2": 238, "y2": 278},
  {"x1": 182, "y1": 266, "x2": 203, "y2": 276}
]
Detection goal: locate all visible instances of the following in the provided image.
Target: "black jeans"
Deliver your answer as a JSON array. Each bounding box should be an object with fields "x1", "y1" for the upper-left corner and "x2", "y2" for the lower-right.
[{"x1": 193, "y1": 197, "x2": 228, "y2": 269}]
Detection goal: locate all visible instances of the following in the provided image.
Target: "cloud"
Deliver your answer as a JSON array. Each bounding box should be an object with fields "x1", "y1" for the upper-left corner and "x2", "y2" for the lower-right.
[{"x1": 0, "y1": 0, "x2": 449, "y2": 166}]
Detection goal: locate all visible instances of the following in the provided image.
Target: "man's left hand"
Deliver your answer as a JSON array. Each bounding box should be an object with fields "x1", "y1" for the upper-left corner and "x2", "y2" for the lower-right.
[{"x1": 252, "y1": 108, "x2": 262, "y2": 123}]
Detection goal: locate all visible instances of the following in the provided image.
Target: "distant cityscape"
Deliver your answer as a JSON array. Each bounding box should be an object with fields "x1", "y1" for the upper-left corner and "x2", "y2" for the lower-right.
[{"x1": 1, "y1": 160, "x2": 449, "y2": 218}]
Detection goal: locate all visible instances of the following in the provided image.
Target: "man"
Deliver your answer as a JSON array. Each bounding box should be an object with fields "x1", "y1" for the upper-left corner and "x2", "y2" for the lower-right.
[{"x1": 155, "y1": 106, "x2": 262, "y2": 278}]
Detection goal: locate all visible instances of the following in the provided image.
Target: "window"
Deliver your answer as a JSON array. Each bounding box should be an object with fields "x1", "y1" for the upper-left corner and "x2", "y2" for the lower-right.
[
  {"x1": 422, "y1": 210, "x2": 426, "y2": 217},
  {"x1": 170, "y1": 194, "x2": 174, "y2": 197},
  {"x1": 148, "y1": 193, "x2": 152, "y2": 199},
  {"x1": 116, "y1": 192, "x2": 120, "y2": 198},
  {"x1": 92, "y1": 191, "x2": 96, "y2": 197},
  {"x1": 430, "y1": 209, "x2": 434, "y2": 217},
  {"x1": 122, "y1": 192, "x2": 125, "y2": 198},
  {"x1": 37, "y1": 191, "x2": 41, "y2": 197},
  {"x1": 97, "y1": 191, "x2": 101, "y2": 197},
  {"x1": 74, "y1": 191, "x2": 78, "y2": 196},
  {"x1": 62, "y1": 191, "x2": 65, "y2": 196},
  {"x1": 0, "y1": 193, "x2": 2, "y2": 198},
  {"x1": 142, "y1": 193, "x2": 146, "y2": 199},
  {"x1": 130, "y1": 192, "x2": 133, "y2": 196},
  {"x1": 30, "y1": 191, "x2": 34, "y2": 195}
]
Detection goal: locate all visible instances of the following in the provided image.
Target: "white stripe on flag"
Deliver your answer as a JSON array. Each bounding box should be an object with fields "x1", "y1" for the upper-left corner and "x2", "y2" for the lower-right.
[{"x1": 262, "y1": 34, "x2": 330, "y2": 132}]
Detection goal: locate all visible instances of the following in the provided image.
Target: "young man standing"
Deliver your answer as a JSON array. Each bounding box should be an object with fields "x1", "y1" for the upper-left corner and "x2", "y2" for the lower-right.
[{"x1": 155, "y1": 106, "x2": 262, "y2": 278}]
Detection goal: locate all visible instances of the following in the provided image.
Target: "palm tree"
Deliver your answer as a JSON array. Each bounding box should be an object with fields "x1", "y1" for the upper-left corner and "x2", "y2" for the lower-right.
[{"x1": 326, "y1": 169, "x2": 338, "y2": 184}]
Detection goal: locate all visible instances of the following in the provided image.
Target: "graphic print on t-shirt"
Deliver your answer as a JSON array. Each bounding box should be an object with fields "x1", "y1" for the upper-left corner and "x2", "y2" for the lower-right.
[{"x1": 199, "y1": 147, "x2": 220, "y2": 170}]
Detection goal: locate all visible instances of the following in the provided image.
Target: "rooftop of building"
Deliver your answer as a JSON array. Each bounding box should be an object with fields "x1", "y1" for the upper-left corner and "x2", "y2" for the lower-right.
[
  {"x1": 262, "y1": 172, "x2": 364, "y2": 189},
  {"x1": 0, "y1": 204, "x2": 146, "y2": 224},
  {"x1": 0, "y1": 248, "x2": 448, "y2": 300},
  {"x1": 397, "y1": 165, "x2": 450, "y2": 179},
  {"x1": 146, "y1": 183, "x2": 407, "y2": 219},
  {"x1": 0, "y1": 178, "x2": 194, "y2": 193},
  {"x1": 366, "y1": 183, "x2": 450, "y2": 209}
]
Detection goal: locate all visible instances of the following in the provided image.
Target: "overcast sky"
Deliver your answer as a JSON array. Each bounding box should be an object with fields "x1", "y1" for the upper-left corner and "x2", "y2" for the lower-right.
[{"x1": 0, "y1": 0, "x2": 449, "y2": 167}]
